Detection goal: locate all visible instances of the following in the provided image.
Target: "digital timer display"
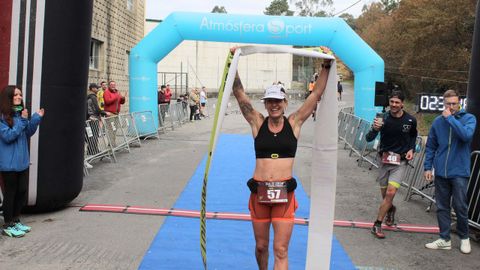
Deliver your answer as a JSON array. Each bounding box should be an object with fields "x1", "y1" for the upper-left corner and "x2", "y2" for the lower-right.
[{"x1": 417, "y1": 94, "x2": 467, "y2": 112}]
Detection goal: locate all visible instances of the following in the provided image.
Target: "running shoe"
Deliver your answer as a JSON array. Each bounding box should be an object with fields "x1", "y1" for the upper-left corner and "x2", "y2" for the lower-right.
[
  {"x1": 385, "y1": 205, "x2": 396, "y2": 226},
  {"x1": 460, "y1": 238, "x2": 471, "y2": 254},
  {"x1": 3, "y1": 226, "x2": 26, "y2": 237},
  {"x1": 15, "y1": 222, "x2": 31, "y2": 233},
  {"x1": 371, "y1": 224, "x2": 385, "y2": 239},
  {"x1": 425, "y1": 238, "x2": 451, "y2": 250}
]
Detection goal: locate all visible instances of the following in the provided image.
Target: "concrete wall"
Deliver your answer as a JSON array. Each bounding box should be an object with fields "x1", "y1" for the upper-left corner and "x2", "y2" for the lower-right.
[
  {"x1": 145, "y1": 20, "x2": 293, "y2": 96},
  {"x1": 89, "y1": 0, "x2": 145, "y2": 111}
]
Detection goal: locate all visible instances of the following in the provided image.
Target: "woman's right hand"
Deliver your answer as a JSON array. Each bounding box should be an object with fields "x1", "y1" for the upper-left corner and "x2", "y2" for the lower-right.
[{"x1": 21, "y1": 109, "x2": 28, "y2": 119}]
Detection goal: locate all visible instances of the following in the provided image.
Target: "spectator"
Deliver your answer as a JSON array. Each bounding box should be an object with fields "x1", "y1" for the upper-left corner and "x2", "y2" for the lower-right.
[
  {"x1": 424, "y1": 89, "x2": 476, "y2": 254},
  {"x1": 0, "y1": 85, "x2": 44, "y2": 237},
  {"x1": 337, "y1": 81, "x2": 343, "y2": 101},
  {"x1": 308, "y1": 80, "x2": 314, "y2": 98},
  {"x1": 158, "y1": 85, "x2": 168, "y2": 120},
  {"x1": 365, "y1": 90, "x2": 418, "y2": 239},
  {"x1": 86, "y1": 83, "x2": 106, "y2": 159},
  {"x1": 103, "y1": 80, "x2": 125, "y2": 116},
  {"x1": 194, "y1": 88, "x2": 201, "y2": 120},
  {"x1": 188, "y1": 88, "x2": 199, "y2": 122},
  {"x1": 165, "y1": 84, "x2": 172, "y2": 115},
  {"x1": 199, "y1": 86, "x2": 208, "y2": 118},
  {"x1": 98, "y1": 81, "x2": 107, "y2": 111}
]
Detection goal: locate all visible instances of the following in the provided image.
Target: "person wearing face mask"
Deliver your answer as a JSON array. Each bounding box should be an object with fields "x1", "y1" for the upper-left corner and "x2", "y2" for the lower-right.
[
  {"x1": 424, "y1": 89, "x2": 476, "y2": 254},
  {"x1": 232, "y1": 46, "x2": 331, "y2": 270},
  {"x1": 0, "y1": 85, "x2": 44, "y2": 237},
  {"x1": 365, "y1": 90, "x2": 418, "y2": 239}
]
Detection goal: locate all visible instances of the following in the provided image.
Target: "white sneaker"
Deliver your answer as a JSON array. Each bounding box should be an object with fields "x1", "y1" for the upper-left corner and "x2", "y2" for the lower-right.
[
  {"x1": 460, "y1": 238, "x2": 471, "y2": 254},
  {"x1": 84, "y1": 161, "x2": 93, "y2": 169},
  {"x1": 425, "y1": 238, "x2": 451, "y2": 250}
]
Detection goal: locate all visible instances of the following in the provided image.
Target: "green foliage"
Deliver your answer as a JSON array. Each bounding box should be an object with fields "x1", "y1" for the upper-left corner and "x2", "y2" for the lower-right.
[
  {"x1": 355, "y1": 0, "x2": 476, "y2": 99},
  {"x1": 264, "y1": 0, "x2": 294, "y2": 16},
  {"x1": 211, "y1": 6, "x2": 227, "y2": 13},
  {"x1": 339, "y1": 13, "x2": 356, "y2": 30},
  {"x1": 289, "y1": 0, "x2": 332, "y2": 16},
  {"x1": 380, "y1": 0, "x2": 399, "y2": 14}
]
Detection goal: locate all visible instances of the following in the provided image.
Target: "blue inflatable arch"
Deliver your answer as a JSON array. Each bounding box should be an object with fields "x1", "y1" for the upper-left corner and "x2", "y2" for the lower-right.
[{"x1": 129, "y1": 12, "x2": 384, "y2": 127}]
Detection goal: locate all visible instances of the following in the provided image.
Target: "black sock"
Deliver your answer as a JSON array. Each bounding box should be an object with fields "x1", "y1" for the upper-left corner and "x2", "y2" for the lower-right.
[{"x1": 374, "y1": 220, "x2": 382, "y2": 226}]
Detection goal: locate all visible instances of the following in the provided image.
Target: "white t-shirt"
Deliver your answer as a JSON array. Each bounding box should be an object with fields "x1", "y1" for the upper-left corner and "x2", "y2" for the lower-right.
[{"x1": 200, "y1": 90, "x2": 207, "y2": 103}]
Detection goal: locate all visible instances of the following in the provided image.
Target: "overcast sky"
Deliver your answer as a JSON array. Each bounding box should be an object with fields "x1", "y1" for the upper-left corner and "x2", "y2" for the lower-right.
[{"x1": 145, "y1": 0, "x2": 376, "y2": 20}]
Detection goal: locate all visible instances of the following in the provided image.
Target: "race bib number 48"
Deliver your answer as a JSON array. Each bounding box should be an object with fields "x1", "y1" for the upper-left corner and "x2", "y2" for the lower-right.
[
  {"x1": 382, "y1": 152, "x2": 401, "y2": 165},
  {"x1": 257, "y1": 181, "x2": 288, "y2": 204}
]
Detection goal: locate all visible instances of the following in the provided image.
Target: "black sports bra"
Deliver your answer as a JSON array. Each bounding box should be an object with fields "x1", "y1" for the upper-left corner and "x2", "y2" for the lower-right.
[{"x1": 254, "y1": 117, "x2": 297, "y2": 159}]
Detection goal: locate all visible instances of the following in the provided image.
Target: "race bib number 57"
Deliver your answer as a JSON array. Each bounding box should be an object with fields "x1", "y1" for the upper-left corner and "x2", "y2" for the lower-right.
[{"x1": 257, "y1": 182, "x2": 288, "y2": 204}]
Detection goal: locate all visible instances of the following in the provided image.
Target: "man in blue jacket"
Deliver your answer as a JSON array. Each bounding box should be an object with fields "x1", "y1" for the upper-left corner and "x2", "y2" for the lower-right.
[{"x1": 424, "y1": 89, "x2": 476, "y2": 254}]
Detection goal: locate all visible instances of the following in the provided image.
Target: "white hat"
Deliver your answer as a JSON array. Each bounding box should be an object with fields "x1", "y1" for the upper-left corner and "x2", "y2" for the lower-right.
[{"x1": 262, "y1": 85, "x2": 285, "y2": 100}]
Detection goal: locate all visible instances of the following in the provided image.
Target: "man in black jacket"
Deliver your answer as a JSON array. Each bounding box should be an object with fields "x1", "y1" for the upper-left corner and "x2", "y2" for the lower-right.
[
  {"x1": 365, "y1": 91, "x2": 417, "y2": 238},
  {"x1": 86, "y1": 83, "x2": 106, "y2": 158}
]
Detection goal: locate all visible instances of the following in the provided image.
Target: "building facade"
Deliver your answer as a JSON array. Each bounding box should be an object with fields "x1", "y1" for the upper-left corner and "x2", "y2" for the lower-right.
[
  {"x1": 145, "y1": 19, "x2": 293, "y2": 97},
  {"x1": 89, "y1": 0, "x2": 145, "y2": 112}
]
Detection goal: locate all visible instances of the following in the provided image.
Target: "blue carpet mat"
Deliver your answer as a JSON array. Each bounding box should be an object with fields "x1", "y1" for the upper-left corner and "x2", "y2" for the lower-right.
[{"x1": 139, "y1": 134, "x2": 356, "y2": 270}]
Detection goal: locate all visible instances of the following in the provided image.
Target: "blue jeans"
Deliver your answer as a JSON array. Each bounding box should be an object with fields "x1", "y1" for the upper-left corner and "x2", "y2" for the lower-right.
[{"x1": 434, "y1": 176, "x2": 469, "y2": 240}]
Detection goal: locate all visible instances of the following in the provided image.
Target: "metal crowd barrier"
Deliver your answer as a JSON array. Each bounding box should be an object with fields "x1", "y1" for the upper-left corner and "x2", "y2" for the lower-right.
[
  {"x1": 103, "y1": 115, "x2": 131, "y2": 159},
  {"x1": 118, "y1": 113, "x2": 141, "y2": 147},
  {"x1": 158, "y1": 102, "x2": 189, "y2": 132},
  {"x1": 132, "y1": 111, "x2": 160, "y2": 139},
  {"x1": 468, "y1": 151, "x2": 480, "y2": 229},
  {"x1": 338, "y1": 107, "x2": 480, "y2": 230},
  {"x1": 84, "y1": 111, "x2": 159, "y2": 174},
  {"x1": 84, "y1": 118, "x2": 115, "y2": 163}
]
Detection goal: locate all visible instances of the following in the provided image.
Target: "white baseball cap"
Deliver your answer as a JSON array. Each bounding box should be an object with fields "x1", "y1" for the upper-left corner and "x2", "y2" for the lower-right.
[{"x1": 262, "y1": 85, "x2": 285, "y2": 100}]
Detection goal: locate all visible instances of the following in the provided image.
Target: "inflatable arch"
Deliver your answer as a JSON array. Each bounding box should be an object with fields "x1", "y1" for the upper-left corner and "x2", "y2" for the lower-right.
[{"x1": 129, "y1": 12, "x2": 384, "y2": 129}]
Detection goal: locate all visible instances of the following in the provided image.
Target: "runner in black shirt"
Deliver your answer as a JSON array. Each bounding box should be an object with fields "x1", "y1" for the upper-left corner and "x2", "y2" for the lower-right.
[{"x1": 365, "y1": 90, "x2": 417, "y2": 238}]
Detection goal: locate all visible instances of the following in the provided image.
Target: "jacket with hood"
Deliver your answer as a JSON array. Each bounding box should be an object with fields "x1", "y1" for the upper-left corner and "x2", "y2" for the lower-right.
[
  {"x1": 424, "y1": 109, "x2": 476, "y2": 178},
  {"x1": 0, "y1": 112, "x2": 42, "y2": 172},
  {"x1": 87, "y1": 91, "x2": 106, "y2": 119}
]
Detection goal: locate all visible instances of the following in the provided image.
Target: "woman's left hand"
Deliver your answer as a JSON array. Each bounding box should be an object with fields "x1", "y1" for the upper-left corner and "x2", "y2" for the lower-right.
[{"x1": 37, "y1": 108, "x2": 45, "y2": 117}]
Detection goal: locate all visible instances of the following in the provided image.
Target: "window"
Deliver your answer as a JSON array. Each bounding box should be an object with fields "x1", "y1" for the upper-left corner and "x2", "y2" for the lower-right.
[
  {"x1": 125, "y1": 50, "x2": 130, "y2": 75},
  {"x1": 89, "y1": 39, "x2": 102, "y2": 70},
  {"x1": 127, "y1": 0, "x2": 134, "y2": 11}
]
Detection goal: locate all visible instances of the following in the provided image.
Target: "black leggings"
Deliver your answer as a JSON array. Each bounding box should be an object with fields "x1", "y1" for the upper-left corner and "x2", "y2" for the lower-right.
[
  {"x1": 189, "y1": 105, "x2": 197, "y2": 120},
  {"x1": 1, "y1": 170, "x2": 29, "y2": 225}
]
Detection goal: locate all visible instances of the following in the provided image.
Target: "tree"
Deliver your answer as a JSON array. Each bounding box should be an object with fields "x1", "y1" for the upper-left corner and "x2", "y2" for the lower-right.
[
  {"x1": 355, "y1": 0, "x2": 476, "y2": 97},
  {"x1": 264, "y1": 0, "x2": 294, "y2": 16},
  {"x1": 339, "y1": 13, "x2": 355, "y2": 30},
  {"x1": 380, "y1": 0, "x2": 399, "y2": 14},
  {"x1": 289, "y1": 0, "x2": 332, "y2": 17},
  {"x1": 211, "y1": 6, "x2": 227, "y2": 13}
]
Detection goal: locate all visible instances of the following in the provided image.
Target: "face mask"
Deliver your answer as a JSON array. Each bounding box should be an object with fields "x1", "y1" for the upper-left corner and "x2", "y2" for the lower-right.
[{"x1": 12, "y1": 105, "x2": 23, "y2": 112}]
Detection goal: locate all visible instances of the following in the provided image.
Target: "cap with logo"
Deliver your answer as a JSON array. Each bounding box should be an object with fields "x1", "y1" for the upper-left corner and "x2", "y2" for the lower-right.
[{"x1": 262, "y1": 85, "x2": 285, "y2": 100}]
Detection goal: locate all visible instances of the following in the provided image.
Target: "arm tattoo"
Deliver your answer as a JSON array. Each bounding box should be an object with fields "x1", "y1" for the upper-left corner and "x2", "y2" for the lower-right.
[
  {"x1": 239, "y1": 101, "x2": 254, "y2": 115},
  {"x1": 233, "y1": 77, "x2": 243, "y2": 93}
]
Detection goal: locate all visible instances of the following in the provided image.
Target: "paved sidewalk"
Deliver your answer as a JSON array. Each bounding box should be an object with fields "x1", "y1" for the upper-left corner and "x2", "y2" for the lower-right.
[{"x1": 0, "y1": 82, "x2": 477, "y2": 269}]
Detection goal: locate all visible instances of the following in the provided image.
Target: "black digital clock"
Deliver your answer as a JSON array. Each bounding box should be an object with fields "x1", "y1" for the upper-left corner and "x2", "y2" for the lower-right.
[{"x1": 417, "y1": 94, "x2": 467, "y2": 112}]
